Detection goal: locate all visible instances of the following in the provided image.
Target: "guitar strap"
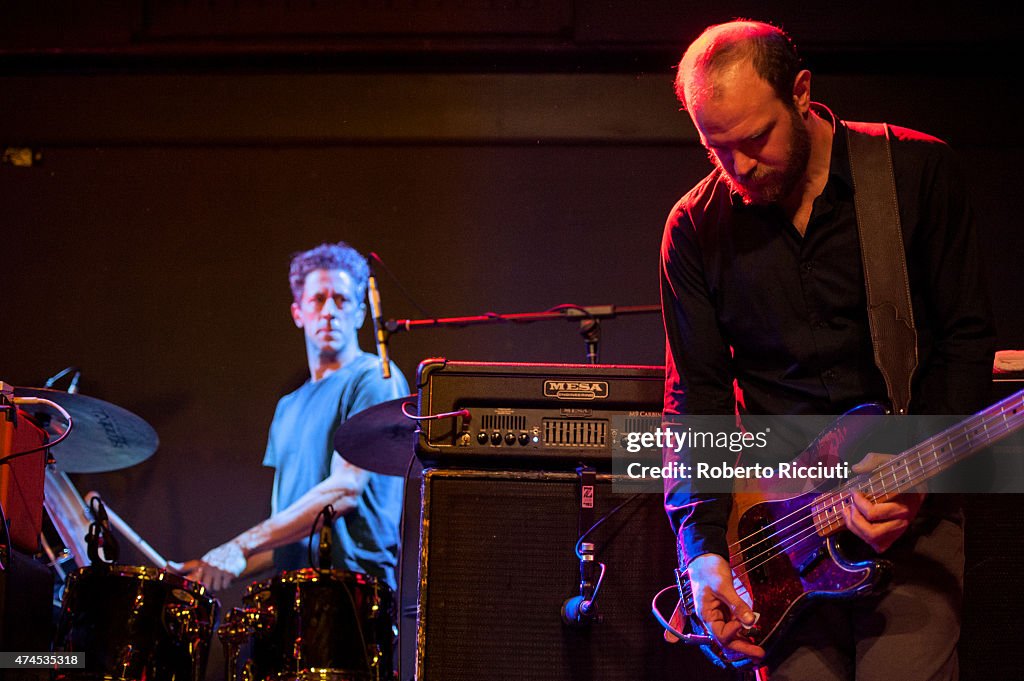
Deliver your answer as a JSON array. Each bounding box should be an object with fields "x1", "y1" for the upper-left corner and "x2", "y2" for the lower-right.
[{"x1": 843, "y1": 121, "x2": 918, "y2": 415}]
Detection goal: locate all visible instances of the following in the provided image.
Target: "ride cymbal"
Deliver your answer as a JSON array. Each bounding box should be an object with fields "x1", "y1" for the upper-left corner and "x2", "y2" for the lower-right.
[{"x1": 14, "y1": 387, "x2": 159, "y2": 473}]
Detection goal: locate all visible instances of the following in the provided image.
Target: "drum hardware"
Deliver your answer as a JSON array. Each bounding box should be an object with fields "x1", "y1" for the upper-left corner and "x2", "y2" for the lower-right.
[
  {"x1": 219, "y1": 609, "x2": 259, "y2": 681},
  {"x1": 165, "y1": 598, "x2": 205, "y2": 640},
  {"x1": 221, "y1": 601, "x2": 277, "y2": 639},
  {"x1": 38, "y1": 530, "x2": 72, "y2": 582}
]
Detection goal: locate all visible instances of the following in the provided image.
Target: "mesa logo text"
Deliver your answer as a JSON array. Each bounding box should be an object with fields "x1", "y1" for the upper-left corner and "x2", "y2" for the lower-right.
[{"x1": 543, "y1": 380, "x2": 608, "y2": 400}]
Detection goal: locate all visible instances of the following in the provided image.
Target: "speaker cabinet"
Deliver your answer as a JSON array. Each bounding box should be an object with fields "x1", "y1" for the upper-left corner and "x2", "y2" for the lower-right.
[{"x1": 415, "y1": 469, "x2": 730, "y2": 681}]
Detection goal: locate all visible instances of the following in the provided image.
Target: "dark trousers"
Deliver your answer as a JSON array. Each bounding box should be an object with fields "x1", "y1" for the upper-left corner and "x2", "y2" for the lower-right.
[{"x1": 768, "y1": 512, "x2": 963, "y2": 681}]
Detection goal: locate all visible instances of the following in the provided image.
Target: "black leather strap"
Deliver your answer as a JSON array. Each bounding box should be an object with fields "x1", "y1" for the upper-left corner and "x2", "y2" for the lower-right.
[{"x1": 844, "y1": 121, "x2": 918, "y2": 415}]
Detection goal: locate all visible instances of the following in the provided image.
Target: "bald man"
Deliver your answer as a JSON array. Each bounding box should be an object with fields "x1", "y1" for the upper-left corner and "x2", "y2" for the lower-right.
[{"x1": 661, "y1": 20, "x2": 993, "y2": 680}]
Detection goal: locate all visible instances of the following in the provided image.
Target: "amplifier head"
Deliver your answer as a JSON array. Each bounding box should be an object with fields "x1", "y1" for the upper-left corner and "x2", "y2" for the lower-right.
[{"x1": 415, "y1": 358, "x2": 664, "y2": 470}]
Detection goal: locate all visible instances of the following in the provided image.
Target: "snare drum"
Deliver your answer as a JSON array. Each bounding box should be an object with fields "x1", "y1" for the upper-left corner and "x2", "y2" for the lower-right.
[
  {"x1": 220, "y1": 568, "x2": 394, "y2": 681},
  {"x1": 54, "y1": 564, "x2": 219, "y2": 681}
]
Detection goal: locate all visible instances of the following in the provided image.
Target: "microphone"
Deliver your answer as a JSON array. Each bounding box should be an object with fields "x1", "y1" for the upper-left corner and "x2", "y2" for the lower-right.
[
  {"x1": 561, "y1": 594, "x2": 595, "y2": 625},
  {"x1": 85, "y1": 494, "x2": 120, "y2": 565},
  {"x1": 84, "y1": 490, "x2": 176, "y2": 569},
  {"x1": 318, "y1": 510, "x2": 334, "y2": 570},
  {"x1": 561, "y1": 542, "x2": 599, "y2": 626},
  {"x1": 318, "y1": 525, "x2": 332, "y2": 570},
  {"x1": 366, "y1": 263, "x2": 391, "y2": 380}
]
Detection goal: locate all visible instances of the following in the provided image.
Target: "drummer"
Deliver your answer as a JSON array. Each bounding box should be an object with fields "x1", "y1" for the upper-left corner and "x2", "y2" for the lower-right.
[{"x1": 181, "y1": 241, "x2": 409, "y2": 591}]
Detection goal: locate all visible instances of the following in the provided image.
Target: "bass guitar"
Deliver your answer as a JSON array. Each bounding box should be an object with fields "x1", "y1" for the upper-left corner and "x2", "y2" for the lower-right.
[{"x1": 675, "y1": 389, "x2": 1024, "y2": 669}]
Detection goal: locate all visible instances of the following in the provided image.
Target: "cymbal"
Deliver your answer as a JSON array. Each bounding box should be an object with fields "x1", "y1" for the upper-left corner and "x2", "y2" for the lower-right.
[
  {"x1": 14, "y1": 387, "x2": 159, "y2": 473},
  {"x1": 333, "y1": 394, "x2": 418, "y2": 476}
]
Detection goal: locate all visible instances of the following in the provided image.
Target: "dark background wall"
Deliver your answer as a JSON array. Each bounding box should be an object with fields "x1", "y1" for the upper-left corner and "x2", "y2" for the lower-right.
[{"x1": 1, "y1": 2, "x2": 1022, "y2": 678}]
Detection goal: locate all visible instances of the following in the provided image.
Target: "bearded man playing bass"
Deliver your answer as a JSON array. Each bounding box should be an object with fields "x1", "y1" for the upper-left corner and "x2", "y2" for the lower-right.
[{"x1": 661, "y1": 20, "x2": 994, "y2": 680}]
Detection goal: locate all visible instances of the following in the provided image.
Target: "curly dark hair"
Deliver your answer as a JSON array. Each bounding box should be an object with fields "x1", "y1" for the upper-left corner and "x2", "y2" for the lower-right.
[
  {"x1": 675, "y1": 20, "x2": 802, "y2": 111},
  {"x1": 288, "y1": 241, "x2": 369, "y2": 303}
]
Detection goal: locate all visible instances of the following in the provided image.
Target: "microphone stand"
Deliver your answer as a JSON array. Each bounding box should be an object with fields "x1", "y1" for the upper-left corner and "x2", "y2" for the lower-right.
[{"x1": 383, "y1": 304, "x2": 660, "y2": 365}]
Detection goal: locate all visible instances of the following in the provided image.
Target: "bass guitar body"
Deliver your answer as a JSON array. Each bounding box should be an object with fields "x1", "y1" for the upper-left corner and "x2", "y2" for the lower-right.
[
  {"x1": 680, "y1": 403, "x2": 892, "y2": 669},
  {"x1": 715, "y1": 493, "x2": 892, "y2": 668}
]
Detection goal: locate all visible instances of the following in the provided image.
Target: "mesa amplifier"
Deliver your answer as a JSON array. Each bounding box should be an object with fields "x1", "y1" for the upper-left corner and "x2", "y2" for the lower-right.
[{"x1": 415, "y1": 358, "x2": 663, "y2": 469}]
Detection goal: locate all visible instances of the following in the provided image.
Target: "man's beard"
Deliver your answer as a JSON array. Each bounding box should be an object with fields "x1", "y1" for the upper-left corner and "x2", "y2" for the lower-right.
[{"x1": 715, "y1": 107, "x2": 812, "y2": 206}]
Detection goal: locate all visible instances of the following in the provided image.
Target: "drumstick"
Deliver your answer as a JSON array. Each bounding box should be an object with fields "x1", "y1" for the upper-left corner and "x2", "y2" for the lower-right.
[{"x1": 84, "y1": 491, "x2": 184, "y2": 572}]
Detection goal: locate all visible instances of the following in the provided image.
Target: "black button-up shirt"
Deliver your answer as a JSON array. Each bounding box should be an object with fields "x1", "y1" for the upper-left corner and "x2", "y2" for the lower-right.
[{"x1": 660, "y1": 110, "x2": 995, "y2": 562}]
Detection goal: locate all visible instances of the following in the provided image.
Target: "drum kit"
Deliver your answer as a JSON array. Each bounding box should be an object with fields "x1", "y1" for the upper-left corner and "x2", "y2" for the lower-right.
[{"x1": 3, "y1": 385, "x2": 416, "y2": 681}]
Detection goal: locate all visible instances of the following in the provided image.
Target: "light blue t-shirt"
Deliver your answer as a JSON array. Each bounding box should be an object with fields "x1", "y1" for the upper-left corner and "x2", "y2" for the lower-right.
[{"x1": 262, "y1": 352, "x2": 409, "y2": 589}]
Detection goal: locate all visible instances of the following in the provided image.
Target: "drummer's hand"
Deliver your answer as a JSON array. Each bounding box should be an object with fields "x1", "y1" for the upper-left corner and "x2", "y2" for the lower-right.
[{"x1": 180, "y1": 541, "x2": 247, "y2": 591}]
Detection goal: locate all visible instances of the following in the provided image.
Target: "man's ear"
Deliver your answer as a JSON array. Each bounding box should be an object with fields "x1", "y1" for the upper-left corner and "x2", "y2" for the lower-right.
[
  {"x1": 792, "y1": 69, "x2": 812, "y2": 114},
  {"x1": 355, "y1": 302, "x2": 367, "y2": 330},
  {"x1": 291, "y1": 302, "x2": 303, "y2": 328}
]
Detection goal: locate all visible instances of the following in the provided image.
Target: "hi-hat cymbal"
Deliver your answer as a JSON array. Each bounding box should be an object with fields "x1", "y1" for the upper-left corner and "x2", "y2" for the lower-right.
[
  {"x1": 14, "y1": 387, "x2": 159, "y2": 473},
  {"x1": 333, "y1": 394, "x2": 418, "y2": 476}
]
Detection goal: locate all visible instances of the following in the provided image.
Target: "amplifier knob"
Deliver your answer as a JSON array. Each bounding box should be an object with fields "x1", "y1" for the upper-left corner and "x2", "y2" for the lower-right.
[
  {"x1": 477, "y1": 432, "x2": 489, "y2": 445},
  {"x1": 504, "y1": 432, "x2": 516, "y2": 445},
  {"x1": 490, "y1": 431, "x2": 502, "y2": 445}
]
